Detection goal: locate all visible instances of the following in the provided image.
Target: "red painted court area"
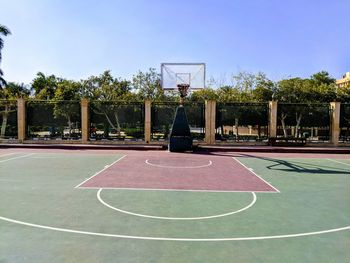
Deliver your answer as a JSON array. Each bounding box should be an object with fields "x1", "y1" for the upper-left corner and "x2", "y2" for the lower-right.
[{"x1": 79, "y1": 152, "x2": 278, "y2": 192}]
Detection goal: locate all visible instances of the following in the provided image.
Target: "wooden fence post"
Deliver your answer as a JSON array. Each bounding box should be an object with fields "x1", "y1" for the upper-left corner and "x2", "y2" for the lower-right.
[
  {"x1": 330, "y1": 102, "x2": 340, "y2": 146},
  {"x1": 269, "y1": 100, "x2": 278, "y2": 138},
  {"x1": 81, "y1": 98, "x2": 89, "y2": 143},
  {"x1": 17, "y1": 98, "x2": 26, "y2": 142},
  {"x1": 144, "y1": 100, "x2": 151, "y2": 143},
  {"x1": 205, "y1": 100, "x2": 216, "y2": 144}
]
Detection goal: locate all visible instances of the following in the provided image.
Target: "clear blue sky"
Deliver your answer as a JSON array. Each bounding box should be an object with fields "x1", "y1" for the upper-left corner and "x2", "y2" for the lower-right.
[{"x1": 1, "y1": 0, "x2": 349, "y2": 85}]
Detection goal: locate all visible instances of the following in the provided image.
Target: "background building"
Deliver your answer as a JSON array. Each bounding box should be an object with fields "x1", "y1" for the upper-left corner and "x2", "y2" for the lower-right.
[{"x1": 336, "y1": 72, "x2": 350, "y2": 87}]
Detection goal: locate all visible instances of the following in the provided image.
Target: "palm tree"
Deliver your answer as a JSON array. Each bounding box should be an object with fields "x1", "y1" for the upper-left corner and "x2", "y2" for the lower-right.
[
  {"x1": 0, "y1": 25, "x2": 11, "y2": 88},
  {"x1": 0, "y1": 25, "x2": 11, "y2": 61},
  {"x1": 0, "y1": 69, "x2": 6, "y2": 88}
]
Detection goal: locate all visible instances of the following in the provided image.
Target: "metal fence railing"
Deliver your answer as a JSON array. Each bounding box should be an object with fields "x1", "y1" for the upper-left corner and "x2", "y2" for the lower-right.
[
  {"x1": 90, "y1": 101, "x2": 144, "y2": 141},
  {"x1": 216, "y1": 103, "x2": 269, "y2": 142},
  {"x1": 26, "y1": 100, "x2": 81, "y2": 140},
  {"x1": 151, "y1": 101, "x2": 205, "y2": 141},
  {"x1": 340, "y1": 103, "x2": 350, "y2": 143},
  {"x1": 1, "y1": 99, "x2": 349, "y2": 145},
  {"x1": 0, "y1": 100, "x2": 18, "y2": 139},
  {"x1": 277, "y1": 103, "x2": 331, "y2": 143}
]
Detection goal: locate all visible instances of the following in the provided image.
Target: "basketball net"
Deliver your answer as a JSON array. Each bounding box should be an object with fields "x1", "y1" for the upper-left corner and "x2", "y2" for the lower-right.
[{"x1": 177, "y1": 84, "x2": 190, "y2": 105}]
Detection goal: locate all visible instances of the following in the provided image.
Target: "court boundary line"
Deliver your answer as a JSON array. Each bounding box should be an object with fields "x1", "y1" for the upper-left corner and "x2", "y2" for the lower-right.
[
  {"x1": 145, "y1": 159, "x2": 212, "y2": 169},
  {"x1": 327, "y1": 159, "x2": 350, "y2": 167},
  {"x1": 77, "y1": 186, "x2": 278, "y2": 193},
  {"x1": 97, "y1": 189, "x2": 256, "y2": 220},
  {"x1": 0, "y1": 153, "x2": 34, "y2": 163},
  {"x1": 75, "y1": 155, "x2": 126, "y2": 188},
  {"x1": 0, "y1": 214, "x2": 349, "y2": 241},
  {"x1": 232, "y1": 157, "x2": 280, "y2": 193}
]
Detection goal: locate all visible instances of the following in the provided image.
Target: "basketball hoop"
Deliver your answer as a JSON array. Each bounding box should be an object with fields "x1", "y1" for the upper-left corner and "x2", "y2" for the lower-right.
[
  {"x1": 177, "y1": 84, "x2": 190, "y2": 98},
  {"x1": 161, "y1": 63, "x2": 205, "y2": 105},
  {"x1": 177, "y1": 84, "x2": 190, "y2": 105}
]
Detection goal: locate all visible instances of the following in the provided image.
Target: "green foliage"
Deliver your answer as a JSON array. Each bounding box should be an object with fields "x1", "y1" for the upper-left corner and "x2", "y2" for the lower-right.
[
  {"x1": 81, "y1": 70, "x2": 131, "y2": 100},
  {"x1": 311, "y1": 71, "x2": 336, "y2": 86},
  {"x1": 214, "y1": 72, "x2": 275, "y2": 103},
  {"x1": 0, "y1": 24, "x2": 11, "y2": 88},
  {"x1": 275, "y1": 78, "x2": 309, "y2": 102},
  {"x1": 54, "y1": 79, "x2": 81, "y2": 101},
  {"x1": 0, "y1": 82, "x2": 29, "y2": 138},
  {"x1": 52, "y1": 80, "x2": 81, "y2": 134},
  {"x1": 189, "y1": 88, "x2": 218, "y2": 101},
  {"x1": 2, "y1": 68, "x2": 342, "y2": 105},
  {"x1": 336, "y1": 83, "x2": 350, "y2": 102},
  {"x1": 0, "y1": 25, "x2": 11, "y2": 54},
  {"x1": 132, "y1": 68, "x2": 164, "y2": 100},
  {"x1": 275, "y1": 73, "x2": 335, "y2": 137},
  {"x1": 0, "y1": 82, "x2": 30, "y2": 99},
  {"x1": 252, "y1": 86, "x2": 273, "y2": 102},
  {"x1": 275, "y1": 72, "x2": 336, "y2": 103},
  {"x1": 31, "y1": 72, "x2": 59, "y2": 100},
  {"x1": 216, "y1": 86, "x2": 241, "y2": 102}
]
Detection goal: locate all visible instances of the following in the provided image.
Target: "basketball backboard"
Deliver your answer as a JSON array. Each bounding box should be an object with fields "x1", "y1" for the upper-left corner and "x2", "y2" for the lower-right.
[{"x1": 161, "y1": 63, "x2": 206, "y2": 90}]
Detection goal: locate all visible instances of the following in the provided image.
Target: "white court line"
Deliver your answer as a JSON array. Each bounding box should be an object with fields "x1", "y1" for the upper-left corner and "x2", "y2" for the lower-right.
[
  {"x1": 75, "y1": 155, "x2": 126, "y2": 188},
  {"x1": 0, "y1": 214, "x2": 349, "y2": 241},
  {"x1": 232, "y1": 157, "x2": 280, "y2": 193},
  {"x1": 145, "y1": 159, "x2": 212, "y2": 169},
  {"x1": 0, "y1": 153, "x2": 34, "y2": 163},
  {"x1": 78, "y1": 186, "x2": 277, "y2": 193},
  {"x1": 327, "y1": 159, "x2": 350, "y2": 167},
  {"x1": 30, "y1": 156, "x2": 58, "y2": 159},
  {"x1": 97, "y1": 189, "x2": 256, "y2": 220},
  {"x1": 0, "y1": 153, "x2": 15, "y2": 158}
]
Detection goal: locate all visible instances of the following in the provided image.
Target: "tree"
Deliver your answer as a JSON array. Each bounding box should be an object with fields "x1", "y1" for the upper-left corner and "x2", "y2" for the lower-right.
[
  {"x1": 311, "y1": 71, "x2": 336, "y2": 86},
  {"x1": 231, "y1": 71, "x2": 256, "y2": 92},
  {"x1": 336, "y1": 83, "x2": 350, "y2": 102},
  {"x1": 53, "y1": 79, "x2": 82, "y2": 138},
  {"x1": 0, "y1": 25, "x2": 11, "y2": 88},
  {"x1": 274, "y1": 78, "x2": 310, "y2": 137},
  {"x1": 31, "y1": 72, "x2": 59, "y2": 100},
  {"x1": 82, "y1": 71, "x2": 133, "y2": 137},
  {"x1": 213, "y1": 72, "x2": 273, "y2": 139},
  {"x1": 0, "y1": 82, "x2": 30, "y2": 138},
  {"x1": 275, "y1": 73, "x2": 336, "y2": 138},
  {"x1": 0, "y1": 25, "x2": 11, "y2": 61},
  {"x1": 216, "y1": 86, "x2": 242, "y2": 102},
  {"x1": 132, "y1": 68, "x2": 164, "y2": 101},
  {"x1": 309, "y1": 71, "x2": 337, "y2": 102},
  {"x1": 190, "y1": 88, "x2": 218, "y2": 102},
  {"x1": 251, "y1": 74, "x2": 275, "y2": 102},
  {"x1": 82, "y1": 70, "x2": 131, "y2": 100}
]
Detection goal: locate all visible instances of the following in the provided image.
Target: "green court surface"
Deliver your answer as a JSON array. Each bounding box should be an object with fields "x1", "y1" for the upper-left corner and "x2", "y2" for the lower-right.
[{"x1": 0, "y1": 150, "x2": 349, "y2": 262}]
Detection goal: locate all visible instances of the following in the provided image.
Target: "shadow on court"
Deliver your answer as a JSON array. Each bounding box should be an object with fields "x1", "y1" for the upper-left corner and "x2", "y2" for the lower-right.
[{"x1": 192, "y1": 150, "x2": 350, "y2": 175}]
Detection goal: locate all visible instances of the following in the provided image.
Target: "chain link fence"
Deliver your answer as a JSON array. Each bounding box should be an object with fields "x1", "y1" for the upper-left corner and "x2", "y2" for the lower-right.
[
  {"x1": 216, "y1": 103, "x2": 269, "y2": 142},
  {"x1": 340, "y1": 103, "x2": 350, "y2": 143},
  {"x1": 90, "y1": 101, "x2": 144, "y2": 141},
  {"x1": 0, "y1": 100, "x2": 18, "y2": 139},
  {"x1": 151, "y1": 101, "x2": 205, "y2": 141},
  {"x1": 277, "y1": 103, "x2": 331, "y2": 143},
  {"x1": 1, "y1": 99, "x2": 348, "y2": 145},
  {"x1": 26, "y1": 100, "x2": 81, "y2": 140}
]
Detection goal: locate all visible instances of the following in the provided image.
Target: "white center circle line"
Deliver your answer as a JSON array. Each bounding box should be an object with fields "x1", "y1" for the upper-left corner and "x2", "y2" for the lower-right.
[
  {"x1": 145, "y1": 159, "x2": 212, "y2": 169},
  {"x1": 97, "y1": 189, "x2": 257, "y2": 220}
]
